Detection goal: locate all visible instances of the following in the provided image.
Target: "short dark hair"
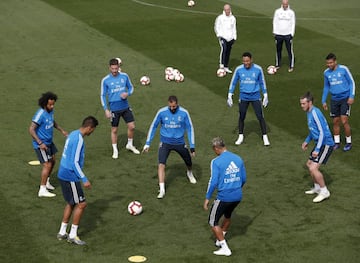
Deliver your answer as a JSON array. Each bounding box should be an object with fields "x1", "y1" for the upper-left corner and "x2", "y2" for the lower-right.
[
  {"x1": 38, "y1": 92, "x2": 57, "y2": 108},
  {"x1": 300, "y1": 92, "x2": 314, "y2": 103},
  {"x1": 82, "y1": 116, "x2": 99, "y2": 128},
  {"x1": 326, "y1": 53, "x2": 336, "y2": 60},
  {"x1": 109, "y1": 58, "x2": 119, "y2": 66},
  {"x1": 168, "y1": 95, "x2": 178, "y2": 103},
  {"x1": 242, "y1": 52, "x2": 252, "y2": 59}
]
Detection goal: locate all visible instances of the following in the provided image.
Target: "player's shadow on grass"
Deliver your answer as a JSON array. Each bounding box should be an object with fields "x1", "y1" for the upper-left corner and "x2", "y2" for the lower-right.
[
  {"x1": 117, "y1": 129, "x2": 147, "y2": 149},
  {"x1": 81, "y1": 195, "x2": 123, "y2": 237},
  {"x1": 232, "y1": 120, "x2": 271, "y2": 137}
]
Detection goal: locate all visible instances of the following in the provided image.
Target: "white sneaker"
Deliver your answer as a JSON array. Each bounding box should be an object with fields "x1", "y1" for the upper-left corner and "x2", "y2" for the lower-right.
[
  {"x1": 126, "y1": 144, "x2": 140, "y2": 154},
  {"x1": 187, "y1": 171, "x2": 197, "y2": 184},
  {"x1": 305, "y1": 188, "x2": 320, "y2": 195},
  {"x1": 213, "y1": 247, "x2": 232, "y2": 256},
  {"x1": 46, "y1": 178, "x2": 55, "y2": 190},
  {"x1": 112, "y1": 151, "x2": 118, "y2": 159},
  {"x1": 224, "y1": 67, "x2": 232, "y2": 74},
  {"x1": 157, "y1": 190, "x2": 165, "y2": 199},
  {"x1": 38, "y1": 189, "x2": 56, "y2": 197},
  {"x1": 263, "y1": 134, "x2": 270, "y2": 146},
  {"x1": 313, "y1": 191, "x2": 330, "y2": 203},
  {"x1": 235, "y1": 134, "x2": 244, "y2": 145}
]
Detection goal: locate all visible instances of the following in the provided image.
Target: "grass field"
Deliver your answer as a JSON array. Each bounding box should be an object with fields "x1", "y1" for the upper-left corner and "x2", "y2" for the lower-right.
[{"x1": 1, "y1": 0, "x2": 359, "y2": 262}]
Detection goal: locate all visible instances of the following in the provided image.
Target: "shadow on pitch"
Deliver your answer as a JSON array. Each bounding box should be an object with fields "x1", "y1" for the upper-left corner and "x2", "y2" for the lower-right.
[{"x1": 232, "y1": 120, "x2": 272, "y2": 137}]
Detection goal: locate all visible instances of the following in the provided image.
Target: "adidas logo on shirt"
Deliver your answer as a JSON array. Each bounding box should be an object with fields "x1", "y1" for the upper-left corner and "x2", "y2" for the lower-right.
[{"x1": 225, "y1": 161, "x2": 240, "y2": 175}]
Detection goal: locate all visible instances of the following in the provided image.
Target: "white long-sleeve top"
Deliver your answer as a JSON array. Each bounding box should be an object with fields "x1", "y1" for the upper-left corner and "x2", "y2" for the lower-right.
[
  {"x1": 214, "y1": 11, "x2": 237, "y2": 41},
  {"x1": 273, "y1": 5, "x2": 296, "y2": 36}
]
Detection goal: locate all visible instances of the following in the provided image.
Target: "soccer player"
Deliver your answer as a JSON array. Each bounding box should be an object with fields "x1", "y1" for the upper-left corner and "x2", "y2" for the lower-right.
[
  {"x1": 227, "y1": 52, "x2": 270, "y2": 146},
  {"x1": 273, "y1": 0, "x2": 296, "y2": 72},
  {"x1": 142, "y1": 95, "x2": 196, "y2": 199},
  {"x1": 100, "y1": 58, "x2": 140, "y2": 159},
  {"x1": 57, "y1": 116, "x2": 99, "y2": 245},
  {"x1": 29, "y1": 91, "x2": 68, "y2": 198},
  {"x1": 204, "y1": 137, "x2": 246, "y2": 256},
  {"x1": 214, "y1": 4, "x2": 237, "y2": 73},
  {"x1": 322, "y1": 53, "x2": 356, "y2": 151},
  {"x1": 300, "y1": 92, "x2": 334, "y2": 203}
]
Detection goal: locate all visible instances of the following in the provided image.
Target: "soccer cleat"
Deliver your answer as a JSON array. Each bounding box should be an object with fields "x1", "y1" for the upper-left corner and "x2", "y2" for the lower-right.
[
  {"x1": 213, "y1": 247, "x2": 232, "y2": 256},
  {"x1": 305, "y1": 188, "x2": 320, "y2": 195},
  {"x1": 224, "y1": 68, "x2": 232, "y2": 74},
  {"x1": 126, "y1": 144, "x2": 140, "y2": 154},
  {"x1": 333, "y1": 143, "x2": 340, "y2": 150},
  {"x1": 38, "y1": 189, "x2": 56, "y2": 198},
  {"x1": 112, "y1": 151, "x2": 119, "y2": 159},
  {"x1": 263, "y1": 134, "x2": 270, "y2": 146},
  {"x1": 343, "y1": 143, "x2": 352, "y2": 152},
  {"x1": 157, "y1": 190, "x2": 165, "y2": 199},
  {"x1": 288, "y1": 67, "x2": 294, "y2": 72},
  {"x1": 57, "y1": 233, "x2": 68, "y2": 240},
  {"x1": 187, "y1": 171, "x2": 197, "y2": 184},
  {"x1": 46, "y1": 179, "x2": 55, "y2": 190},
  {"x1": 235, "y1": 134, "x2": 244, "y2": 145},
  {"x1": 67, "y1": 236, "x2": 86, "y2": 245},
  {"x1": 313, "y1": 191, "x2": 330, "y2": 203}
]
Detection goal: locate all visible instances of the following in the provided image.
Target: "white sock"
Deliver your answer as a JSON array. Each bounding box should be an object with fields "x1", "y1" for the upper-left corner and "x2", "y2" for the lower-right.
[
  {"x1": 314, "y1": 183, "x2": 320, "y2": 190},
  {"x1": 39, "y1": 185, "x2": 46, "y2": 191},
  {"x1": 127, "y1": 138, "x2": 133, "y2": 146},
  {"x1": 346, "y1": 136, "x2": 352, "y2": 144},
  {"x1": 159, "y1": 183, "x2": 165, "y2": 193},
  {"x1": 59, "y1": 222, "x2": 68, "y2": 235},
  {"x1": 219, "y1": 239, "x2": 229, "y2": 249},
  {"x1": 112, "y1": 144, "x2": 118, "y2": 152},
  {"x1": 223, "y1": 231, "x2": 227, "y2": 237},
  {"x1": 69, "y1": 224, "x2": 78, "y2": 239},
  {"x1": 320, "y1": 186, "x2": 328, "y2": 194},
  {"x1": 334, "y1": 135, "x2": 340, "y2": 144}
]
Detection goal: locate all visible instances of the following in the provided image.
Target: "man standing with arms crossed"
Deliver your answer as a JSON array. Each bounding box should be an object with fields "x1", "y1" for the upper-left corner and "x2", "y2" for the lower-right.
[
  {"x1": 214, "y1": 3, "x2": 237, "y2": 74},
  {"x1": 273, "y1": 0, "x2": 296, "y2": 72},
  {"x1": 322, "y1": 53, "x2": 356, "y2": 151},
  {"x1": 100, "y1": 58, "x2": 140, "y2": 159},
  {"x1": 204, "y1": 137, "x2": 246, "y2": 256},
  {"x1": 300, "y1": 92, "x2": 334, "y2": 203}
]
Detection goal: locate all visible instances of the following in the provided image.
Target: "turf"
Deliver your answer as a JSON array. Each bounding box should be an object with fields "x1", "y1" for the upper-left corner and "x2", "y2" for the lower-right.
[{"x1": 0, "y1": 0, "x2": 359, "y2": 262}]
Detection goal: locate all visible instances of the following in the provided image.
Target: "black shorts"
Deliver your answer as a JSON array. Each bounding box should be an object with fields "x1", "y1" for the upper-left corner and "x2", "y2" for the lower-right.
[
  {"x1": 158, "y1": 142, "x2": 192, "y2": 166},
  {"x1": 111, "y1": 108, "x2": 135, "y2": 127},
  {"x1": 309, "y1": 144, "x2": 333, "y2": 164},
  {"x1": 330, "y1": 99, "x2": 350, "y2": 117},
  {"x1": 34, "y1": 143, "x2": 58, "y2": 163},
  {"x1": 59, "y1": 179, "x2": 85, "y2": 205},
  {"x1": 208, "y1": 199, "x2": 240, "y2": 227}
]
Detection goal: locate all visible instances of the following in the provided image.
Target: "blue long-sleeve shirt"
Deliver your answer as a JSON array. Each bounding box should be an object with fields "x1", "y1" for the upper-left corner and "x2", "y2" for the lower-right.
[
  {"x1": 31, "y1": 108, "x2": 54, "y2": 148},
  {"x1": 145, "y1": 106, "x2": 195, "y2": 148},
  {"x1": 100, "y1": 72, "x2": 134, "y2": 111},
  {"x1": 228, "y1": 63, "x2": 267, "y2": 101},
  {"x1": 57, "y1": 130, "x2": 88, "y2": 183},
  {"x1": 206, "y1": 151, "x2": 246, "y2": 202},
  {"x1": 322, "y1": 64, "x2": 355, "y2": 103},
  {"x1": 305, "y1": 106, "x2": 334, "y2": 152}
]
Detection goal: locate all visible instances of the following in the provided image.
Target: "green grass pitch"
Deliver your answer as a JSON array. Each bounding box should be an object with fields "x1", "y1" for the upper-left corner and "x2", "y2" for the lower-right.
[{"x1": 0, "y1": 0, "x2": 359, "y2": 262}]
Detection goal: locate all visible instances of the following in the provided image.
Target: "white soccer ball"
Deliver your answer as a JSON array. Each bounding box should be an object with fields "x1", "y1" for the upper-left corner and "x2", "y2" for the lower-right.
[
  {"x1": 140, "y1": 76, "x2": 150, "y2": 86},
  {"x1": 175, "y1": 73, "x2": 185, "y2": 82},
  {"x1": 216, "y1": 68, "x2": 226, "y2": 77},
  {"x1": 172, "y1": 68, "x2": 180, "y2": 77},
  {"x1": 115, "y1": 57, "x2": 122, "y2": 66},
  {"x1": 165, "y1": 67, "x2": 174, "y2": 75},
  {"x1": 128, "y1": 200, "x2": 143, "y2": 216},
  {"x1": 188, "y1": 0, "x2": 195, "y2": 7},
  {"x1": 165, "y1": 72, "x2": 175, "y2": 81},
  {"x1": 267, "y1": 65, "x2": 277, "y2": 75}
]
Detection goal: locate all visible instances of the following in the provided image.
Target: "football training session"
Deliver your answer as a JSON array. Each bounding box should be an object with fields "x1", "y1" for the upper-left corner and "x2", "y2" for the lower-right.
[{"x1": 1, "y1": 0, "x2": 359, "y2": 262}]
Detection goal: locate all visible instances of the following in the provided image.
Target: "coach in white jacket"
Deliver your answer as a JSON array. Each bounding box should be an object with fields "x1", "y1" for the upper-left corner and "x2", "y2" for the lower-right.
[
  {"x1": 214, "y1": 4, "x2": 237, "y2": 73},
  {"x1": 273, "y1": 0, "x2": 295, "y2": 72}
]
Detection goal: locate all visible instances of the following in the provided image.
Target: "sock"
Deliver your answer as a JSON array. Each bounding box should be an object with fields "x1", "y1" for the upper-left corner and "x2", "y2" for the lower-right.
[
  {"x1": 112, "y1": 144, "x2": 118, "y2": 152},
  {"x1": 223, "y1": 231, "x2": 227, "y2": 237},
  {"x1": 314, "y1": 183, "x2": 320, "y2": 190},
  {"x1": 334, "y1": 135, "x2": 340, "y2": 144},
  {"x1": 219, "y1": 239, "x2": 229, "y2": 249},
  {"x1": 320, "y1": 186, "x2": 328, "y2": 194},
  {"x1": 39, "y1": 185, "x2": 46, "y2": 191},
  {"x1": 346, "y1": 136, "x2": 352, "y2": 144},
  {"x1": 127, "y1": 138, "x2": 133, "y2": 146},
  {"x1": 69, "y1": 224, "x2": 78, "y2": 239},
  {"x1": 59, "y1": 222, "x2": 68, "y2": 235},
  {"x1": 159, "y1": 183, "x2": 165, "y2": 193}
]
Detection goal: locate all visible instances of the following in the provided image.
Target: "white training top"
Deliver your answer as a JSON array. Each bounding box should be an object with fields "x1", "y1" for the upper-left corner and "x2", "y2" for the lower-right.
[
  {"x1": 273, "y1": 5, "x2": 296, "y2": 36},
  {"x1": 214, "y1": 11, "x2": 237, "y2": 42}
]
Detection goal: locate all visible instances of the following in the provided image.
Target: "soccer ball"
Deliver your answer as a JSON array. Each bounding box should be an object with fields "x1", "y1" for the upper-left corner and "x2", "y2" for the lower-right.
[
  {"x1": 188, "y1": 0, "x2": 195, "y2": 7},
  {"x1": 216, "y1": 68, "x2": 226, "y2": 77},
  {"x1": 140, "y1": 76, "x2": 150, "y2": 86},
  {"x1": 115, "y1": 57, "x2": 122, "y2": 66},
  {"x1": 128, "y1": 200, "x2": 143, "y2": 215},
  {"x1": 165, "y1": 67, "x2": 174, "y2": 75},
  {"x1": 165, "y1": 72, "x2": 175, "y2": 81},
  {"x1": 172, "y1": 68, "x2": 180, "y2": 78},
  {"x1": 175, "y1": 73, "x2": 185, "y2": 82},
  {"x1": 267, "y1": 65, "x2": 277, "y2": 75}
]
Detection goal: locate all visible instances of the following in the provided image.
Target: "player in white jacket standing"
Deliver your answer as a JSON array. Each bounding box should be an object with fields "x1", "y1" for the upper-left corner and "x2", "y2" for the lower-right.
[
  {"x1": 273, "y1": 0, "x2": 296, "y2": 72},
  {"x1": 214, "y1": 4, "x2": 237, "y2": 74}
]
